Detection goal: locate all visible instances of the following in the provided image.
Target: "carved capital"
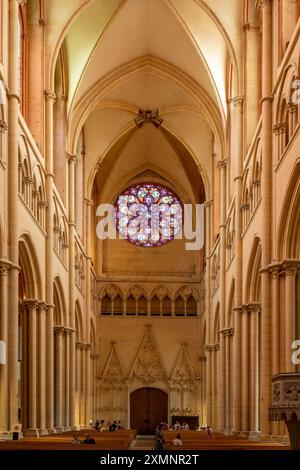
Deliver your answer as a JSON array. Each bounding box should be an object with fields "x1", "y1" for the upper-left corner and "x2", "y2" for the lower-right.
[
  {"x1": 0, "y1": 120, "x2": 7, "y2": 133},
  {"x1": 66, "y1": 153, "x2": 78, "y2": 164},
  {"x1": 217, "y1": 158, "x2": 228, "y2": 170},
  {"x1": 204, "y1": 199, "x2": 213, "y2": 209},
  {"x1": 84, "y1": 198, "x2": 94, "y2": 207},
  {"x1": 233, "y1": 96, "x2": 244, "y2": 108},
  {"x1": 44, "y1": 90, "x2": 56, "y2": 102},
  {"x1": 54, "y1": 326, "x2": 65, "y2": 336}
]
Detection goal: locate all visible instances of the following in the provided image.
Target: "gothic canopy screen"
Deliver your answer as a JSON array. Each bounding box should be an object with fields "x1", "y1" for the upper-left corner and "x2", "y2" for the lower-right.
[{"x1": 116, "y1": 183, "x2": 183, "y2": 247}]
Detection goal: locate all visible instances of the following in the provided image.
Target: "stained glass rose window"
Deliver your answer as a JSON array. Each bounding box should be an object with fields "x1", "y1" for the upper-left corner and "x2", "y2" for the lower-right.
[{"x1": 116, "y1": 183, "x2": 182, "y2": 247}]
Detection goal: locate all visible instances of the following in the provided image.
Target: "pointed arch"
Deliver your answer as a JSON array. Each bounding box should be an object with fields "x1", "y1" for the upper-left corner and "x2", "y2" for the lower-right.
[
  {"x1": 75, "y1": 300, "x2": 84, "y2": 341},
  {"x1": 18, "y1": 233, "x2": 43, "y2": 300},
  {"x1": 277, "y1": 160, "x2": 300, "y2": 259},
  {"x1": 245, "y1": 236, "x2": 262, "y2": 303},
  {"x1": 53, "y1": 276, "x2": 67, "y2": 325}
]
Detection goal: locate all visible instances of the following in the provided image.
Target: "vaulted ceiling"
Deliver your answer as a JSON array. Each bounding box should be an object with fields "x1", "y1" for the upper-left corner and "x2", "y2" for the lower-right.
[{"x1": 45, "y1": 0, "x2": 244, "y2": 201}]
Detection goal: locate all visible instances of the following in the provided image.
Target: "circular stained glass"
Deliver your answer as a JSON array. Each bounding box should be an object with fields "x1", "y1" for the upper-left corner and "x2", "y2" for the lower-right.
[{"x1": 116, "y1": 183, "x2": 182, "y2": 247}]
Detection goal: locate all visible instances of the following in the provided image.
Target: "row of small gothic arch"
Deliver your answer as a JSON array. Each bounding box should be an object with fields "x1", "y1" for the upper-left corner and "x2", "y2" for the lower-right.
[{"x1": 99, "y1": 286, "x2": 198, "y2": 317}]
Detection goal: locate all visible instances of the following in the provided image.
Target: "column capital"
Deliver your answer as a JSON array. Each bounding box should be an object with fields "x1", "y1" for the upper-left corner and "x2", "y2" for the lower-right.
[
  {"x1": 0, "y1": 258, "x2": 13, "y2": 274},
  {"x1": 217, "y1": 158, "x2": 229, "y2": 170},
  {"x1": 66, "y1": 153, "x2": 78, "y2": 164},
  {"x1": 233, "y1": 95, "x2": 244, "y2": 108},
  {"x1": 38, "y1": 302, "x2": 48, "y2": 311},
  {"x1": 0, "y1": 120, "x2": 7, "y2": 133},
  {"x1": 22, "y1": 299, "x2": 39, "y2": 309},
  {"x1": 282, "y1": 259, "x2": 300, "y2": 276},
  {"x1": 84, "y1": 198, "x2": 94, "y2": 206},
  {"x1": 64, "y1": 327, "x2": 76, "y2": 335},
  {"x1": 54, "y1": 326, "x2": 65, "y2": 336},
  {"x1": 220, "y1": 327, "x2": 235, "y2": 337},
  {"x1": 287, "y1": 102, "x2": 296, "y2": 113},
  {"x1": 44, "y1": 90, "x2": 56, "y2": 101},
  {"x1": 256, "y1": 0, "x2": 273, "y2": 9},
  {"x1": 204, "y1": 199, "x2": 213, "y2": 209}
]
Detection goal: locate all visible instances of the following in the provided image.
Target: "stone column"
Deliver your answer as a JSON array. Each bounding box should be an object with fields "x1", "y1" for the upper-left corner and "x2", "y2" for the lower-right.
[
  {"x1": 24, "y1": 300, "x2": 38, "y2": 436},
  {"x1": 67, "y1": 153, "x2": 77, "y2": 429},
  {"x1": 204, "y1": 200, "x2": 212, "y2": 425},
  {"x1": 232, "y1": 95, "x2": 244, "y2": 434},
  {"x1": 80, "y1": 345, "x2": 86, "y2": 426},
  {"x1": 241, "y1": 306, "x2": 249, "y2": 434},
  {"x1": 0, "y1": 261, "x2": 10, "y2": 436},
  {"x1": 45, "y1": 89, "x2": 56, "y2": 433},
  {"x1": 204, "y1": 345, "x2": 212, "y2": 426},
  {"x1": 75, "y1": 342, "x2": 82, "y2": 428},
  {"x1": 284, "y1": 264, "x2": 298, "y2": 372},
  {"x1": 8, "y1": 0, "x2": 21, "y2": 432},
  {"x1": 69, "y1": 330, "x2": 76, "y2": 429},
  {"x1": 260, "y1": 0, "x2": 273, "y2": 436},
  {"x1": 270, "y1": 266, "x2": 280, "y2": 435},
  {"x1": 84, "y1": 198, "x2": 94, "y2": 426},
  {"x1": 54, "y1": 327, "x2": 64, "y2": 432},
  {"x1": 250, "y1": 304, "x2": 260, "y2": 435},
  {"x1": 217, "y1": 159, "x2": 227, "y2": 431},
  {"x1": 85, "y1": 344, "x2": 91, "y2": 426},
  {"x1": 64, "y1": 328, "x2": 71, "y2": 430},
  {"x1": 38, "y1": 302, "x2": 47, "y2": 435}
]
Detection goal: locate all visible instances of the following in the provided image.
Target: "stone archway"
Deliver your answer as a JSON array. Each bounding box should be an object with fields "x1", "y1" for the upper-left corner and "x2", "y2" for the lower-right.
[{"x1": 130, "y1": 387, "x2": 168, "y2": 435}]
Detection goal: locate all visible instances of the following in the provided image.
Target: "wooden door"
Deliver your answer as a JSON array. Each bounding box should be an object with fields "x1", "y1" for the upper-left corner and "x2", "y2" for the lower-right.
[{"x1": 130, "y1": 387, "x2": 168, "y2": 434}]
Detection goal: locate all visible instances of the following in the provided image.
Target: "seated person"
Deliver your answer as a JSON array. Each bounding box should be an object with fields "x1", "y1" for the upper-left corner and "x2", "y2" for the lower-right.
[
  {"x1": 100, "y1": 419, "x2": 106, "y2": 431},
  {"x1": 82, "y1": 433, "x2": 96, "y2": 444},
  {"x1": 173, "y1": 421, "x2": 181, "y2": 430},
  {"x1": 117, "y1": 420, "x2": 123, "y2": 430},
  {"x1": 172, "y1": 433, "x2": 183, "y2": 447},
  {"x1": 109, "y1": 420, "x2": 118, "y2": 432},
  {"x1": 94, "y1": 419, "x2": 100, "y2": 431},
  {"x1": 71, "y1": 433, "x2": 81, "y2": 445},
  {"x1": 182, "y1": 422, "x2": 189, "y2": 430}
]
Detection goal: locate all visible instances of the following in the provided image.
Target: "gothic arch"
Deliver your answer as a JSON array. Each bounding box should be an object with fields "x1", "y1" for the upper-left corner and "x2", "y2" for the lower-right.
[
  {"x1": 277, "y1": 160, "x2": 300, "y2": 259},
  {"x1": 75, "y1": 300, "x2": 83, "y2": 341},
  {"x1": 213, "y1": 303, "x2": 220, "y2": 343},
  {"x1": 53, "y1": 277, "x2": 67, "y2": 326},
  {"x1": 18, "y1": 233, "x2": 42, "y2": 300},
  {"x1": 227, "y1": 278, "x2": 235, "y2": 326},
  {"x1": 245, "y1": 236, "x2": 261, "y2": 303}
]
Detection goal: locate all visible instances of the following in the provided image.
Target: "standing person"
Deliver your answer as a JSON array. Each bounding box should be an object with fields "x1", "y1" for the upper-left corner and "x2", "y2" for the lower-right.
[
  {"x1": 154, "y1": 424, "x2": 165, "y2": 451},
  {"x1": 207, "y1": 425, "x2": 214, "y2": 439}
]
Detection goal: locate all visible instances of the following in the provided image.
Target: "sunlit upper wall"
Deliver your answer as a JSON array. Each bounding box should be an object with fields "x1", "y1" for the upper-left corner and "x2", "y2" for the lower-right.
[
  {"x1": 64, "y1": 0, "x2": 219, "y2": 116},
  {"x1": 169, "y1": 0, "x2": 242, "y2": 117},
  {"x1": 63, "y1": 0, "x2": 123, "y2": 111}
]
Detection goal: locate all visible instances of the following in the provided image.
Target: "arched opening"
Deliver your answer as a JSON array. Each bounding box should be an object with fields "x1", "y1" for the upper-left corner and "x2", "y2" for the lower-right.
[
  {"x1": 18, "y1": 235, "x2": 42, "y2": 432},
  {"x1": 130, "y1": 387, "x2": 168, "y2": 434}
]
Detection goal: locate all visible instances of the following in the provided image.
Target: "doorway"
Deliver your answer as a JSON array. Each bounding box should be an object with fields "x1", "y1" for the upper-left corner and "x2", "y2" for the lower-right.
[{"x1": 130, "y1": 387, "x2": 168, "y2": 435}]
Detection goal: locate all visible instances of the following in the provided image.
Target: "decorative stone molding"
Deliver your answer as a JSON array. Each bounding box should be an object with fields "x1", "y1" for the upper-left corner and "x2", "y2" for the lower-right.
[
  {"x1": 220, "y1": 327, "x2": 235, "y2": 337},
  {"x1": 241, "y1": 303, "x2": 261, "y2": 315},
  {"x1": 129, "y1": 324, "x2": 166, "y2": 383},
  {"x1": 269, "y1": 373, "x2": 300, "y2": 449},
  {"x1": 0, "y1": 258, "x2": 12, "y2": 275},
  {"x1": 232, "y1": 96, "x2": 244, "y2": 108},
  {"x1": 54, "y1": 326, "x2": 65, "y2": 336},
  {"x1": 0, "y1": 120, "x2": 7, "y2": 133},
  {"x1": 204, "y1": 343, "x2": 220, "y2": 352},
  {"x1": 134, "y1": 109, "x2": 163, "y2": 128},
  {"x1": 44, "y1": 90, "x2": 56, "y2": 101},
  {"x1": 66, "y1": 153, "x2": 78, "y2": 164},
  {"x1": 217, "y1": 158, "x2": 228, "y2": 169},
  {"x1": 170, "y1": 343, "x2": 195, "y2": 386}
]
